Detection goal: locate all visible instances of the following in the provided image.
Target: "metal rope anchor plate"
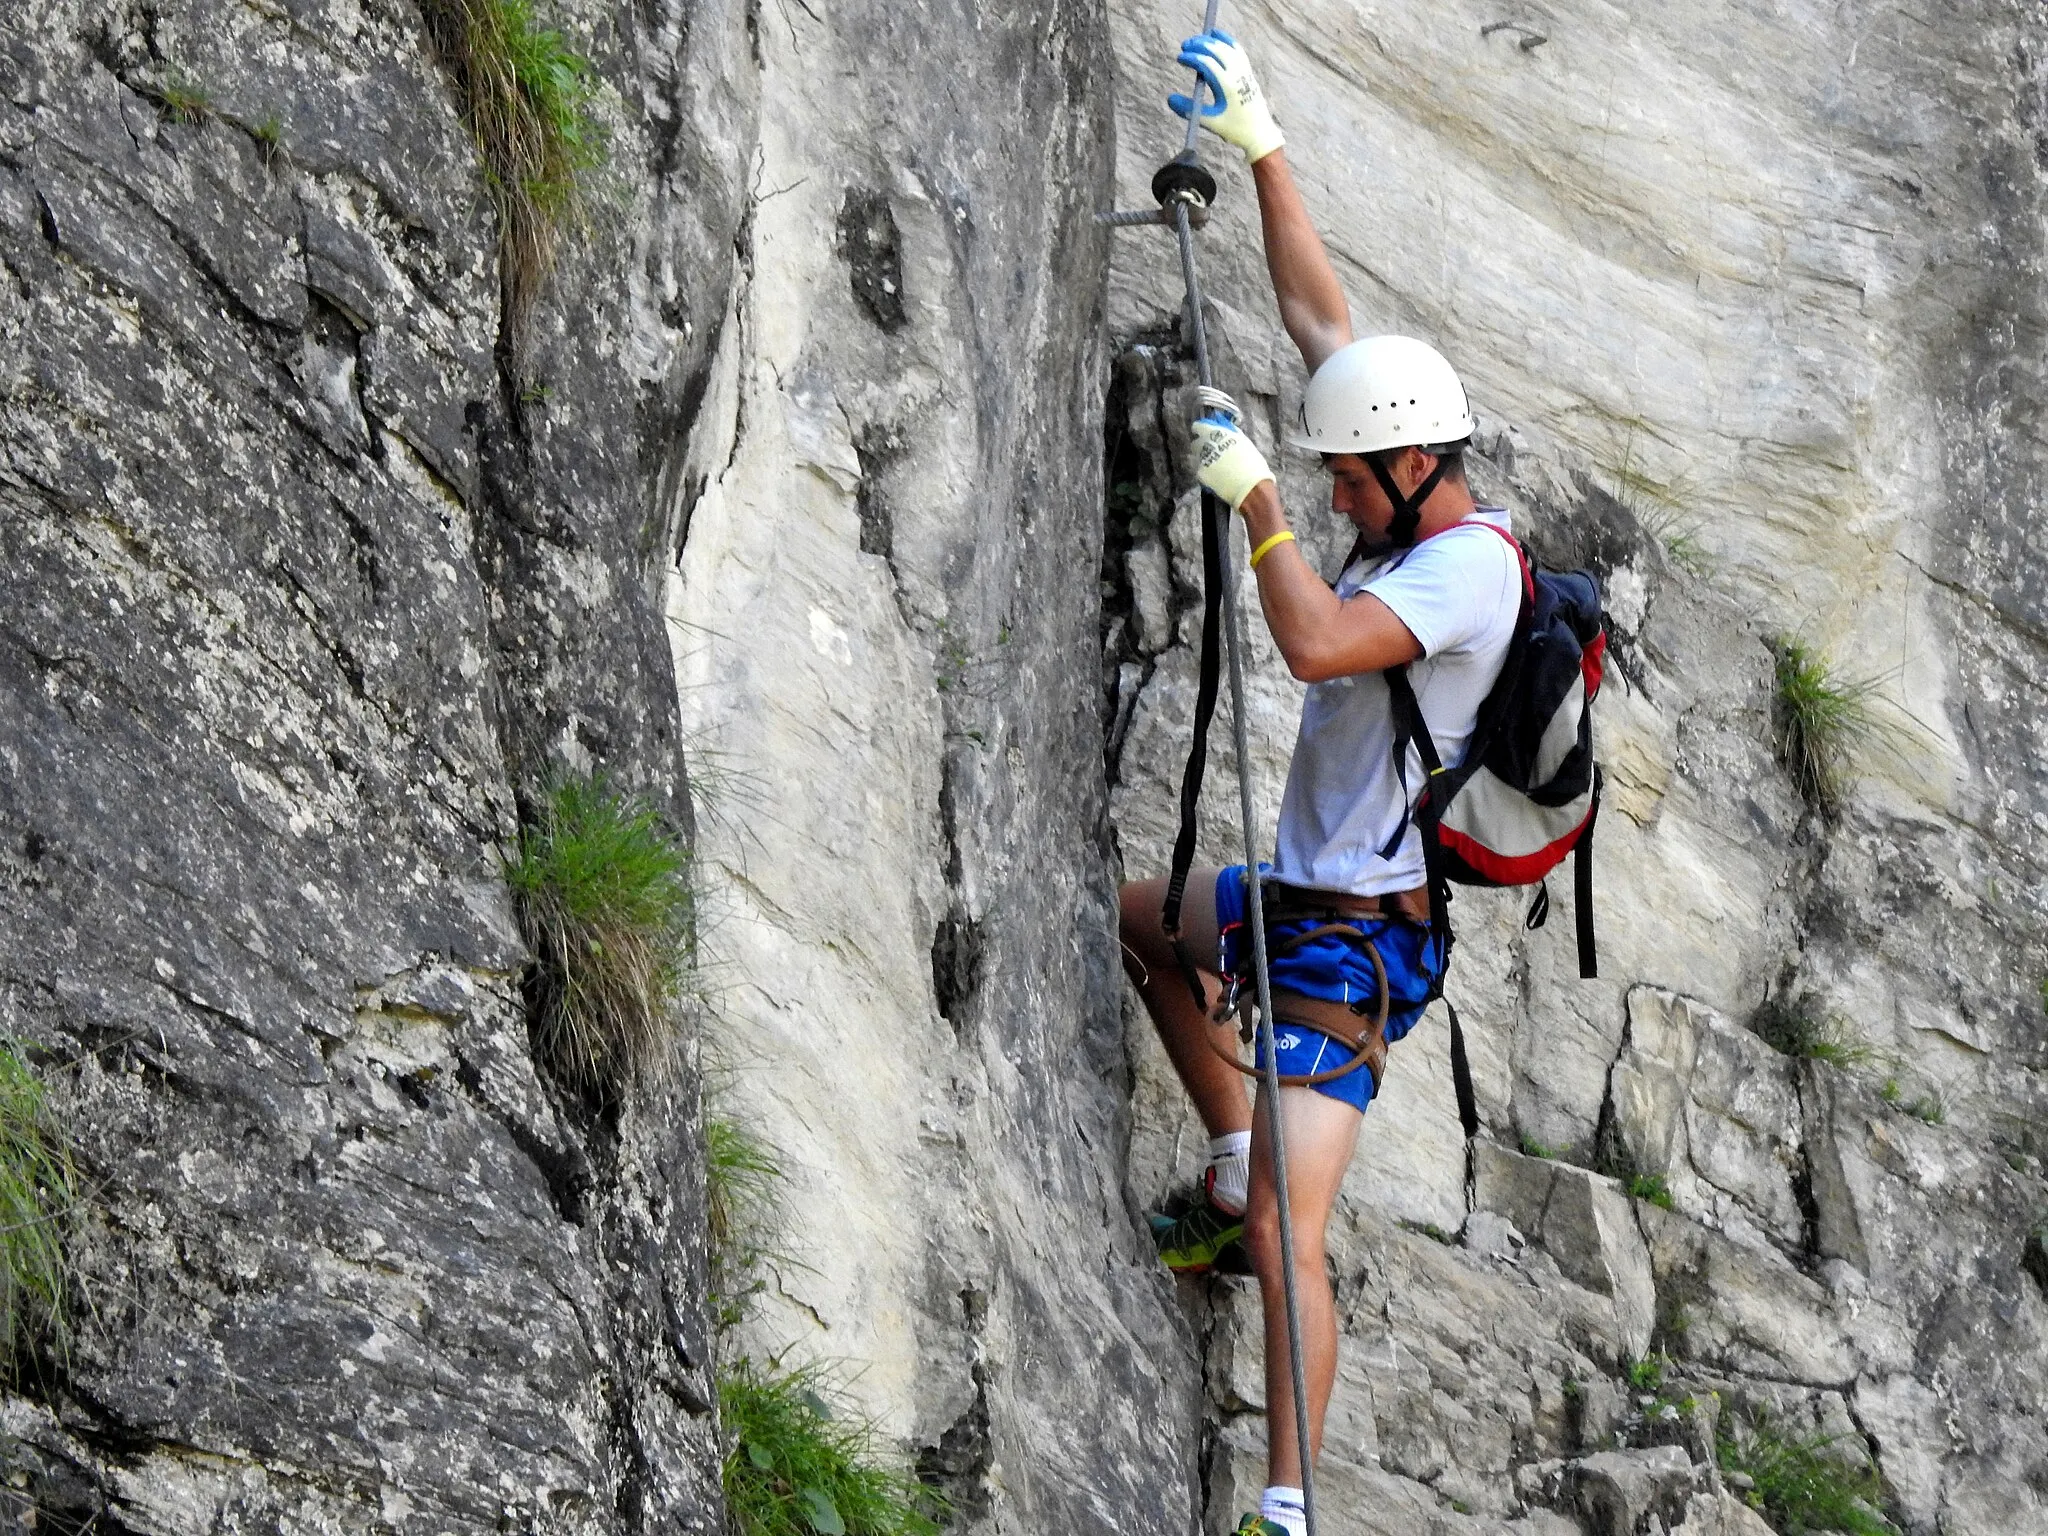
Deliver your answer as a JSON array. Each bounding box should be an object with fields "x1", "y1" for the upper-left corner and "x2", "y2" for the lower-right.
[{"x1": 1207, "y1": 923, "x2": 1391, "y2": 1088}]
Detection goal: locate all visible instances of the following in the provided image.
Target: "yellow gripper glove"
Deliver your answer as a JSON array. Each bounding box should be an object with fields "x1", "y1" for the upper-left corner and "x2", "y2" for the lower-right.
[
  {"x1": 1191, "y1": 391, "x2": 1275, "y2": 511},
  {"x1": 1168, "y1": 30, "x2": 1286, "y2": 164}
]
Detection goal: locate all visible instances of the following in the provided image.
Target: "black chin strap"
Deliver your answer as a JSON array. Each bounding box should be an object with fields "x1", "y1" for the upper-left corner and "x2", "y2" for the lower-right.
[{"x1": 1365, "y1": 453, "x2": 1450, "y2": 548}]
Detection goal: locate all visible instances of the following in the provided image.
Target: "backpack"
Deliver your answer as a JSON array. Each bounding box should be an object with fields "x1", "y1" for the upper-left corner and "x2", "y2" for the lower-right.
[{"x1": 1381, "y1": 521, "x2": 1607, "y2": 1136}]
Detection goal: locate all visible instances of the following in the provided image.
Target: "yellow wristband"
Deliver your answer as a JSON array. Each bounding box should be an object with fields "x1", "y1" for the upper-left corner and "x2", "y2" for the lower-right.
[{"x1": 1248, "y1": 530, "x2": 1296, "y2": 570}]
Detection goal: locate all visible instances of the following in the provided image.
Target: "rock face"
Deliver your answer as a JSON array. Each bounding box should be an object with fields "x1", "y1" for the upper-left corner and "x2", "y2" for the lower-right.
[
  {"x1": 3, "y1": 0, "x2": 2046, "y2": 1534},
  {"x1": 0, "y1": 0, "x2": 749, "y2": 1525},
  {"x1": 1104, "y1": 2, "x2": 2048, "y2": 1533},
  {"x1": 663, "y1": 0, "x2": 1206, "y2": 1528}
]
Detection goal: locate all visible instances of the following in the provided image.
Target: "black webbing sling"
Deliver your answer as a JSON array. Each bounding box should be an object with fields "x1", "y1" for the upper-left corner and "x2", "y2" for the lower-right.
[{"x1": 1159, "y1": 486, "x2": 1228, "y2": 1006}]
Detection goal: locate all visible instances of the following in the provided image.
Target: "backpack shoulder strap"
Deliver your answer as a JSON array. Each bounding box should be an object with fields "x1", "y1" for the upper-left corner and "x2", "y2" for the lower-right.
[
  {"x1": 1574, "y1": 767, "x2": 1602, "y2": 979},
  {"x1": 1456, "y1": 520, "x2": 1537, "y2": 604},
  {"x1": 1384, "y1": 664, "x2": 1454, "y2": 953}
]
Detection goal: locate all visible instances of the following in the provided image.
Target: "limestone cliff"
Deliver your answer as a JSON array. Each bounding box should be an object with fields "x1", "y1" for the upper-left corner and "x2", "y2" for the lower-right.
[{"x1": 1, "y1": 0, "x2": 2044, "y2": 1533}]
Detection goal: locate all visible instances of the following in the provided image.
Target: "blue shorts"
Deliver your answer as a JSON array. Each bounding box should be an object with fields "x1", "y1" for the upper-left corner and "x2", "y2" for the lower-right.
[{"x1": 1215, "y1": 865, "x2": 1446, "y2": 1112}]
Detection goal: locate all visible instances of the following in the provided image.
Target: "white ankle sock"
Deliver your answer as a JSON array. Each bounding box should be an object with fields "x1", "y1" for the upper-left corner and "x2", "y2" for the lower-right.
[
  {"x1": 1260, "y1": 1485, "x2": 1307, "y2": 1535},
  {"x1": 1206, "y1": 1131, "x2": 1252, "y2": 1216}
]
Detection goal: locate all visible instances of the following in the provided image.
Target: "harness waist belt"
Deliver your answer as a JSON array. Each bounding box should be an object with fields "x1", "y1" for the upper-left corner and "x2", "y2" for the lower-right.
[{"x1": 1264, "y1": 880, "x2": 1430, "y2": 927}]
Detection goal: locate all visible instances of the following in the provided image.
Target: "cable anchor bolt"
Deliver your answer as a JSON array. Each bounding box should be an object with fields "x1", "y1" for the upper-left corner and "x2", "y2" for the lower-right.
[{"x1": 1150, "y1": 149, "x2": 1218, "y2": 211}]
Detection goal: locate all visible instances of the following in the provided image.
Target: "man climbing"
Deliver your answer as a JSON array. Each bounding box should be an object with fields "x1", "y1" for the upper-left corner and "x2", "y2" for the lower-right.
[{"x1": 1118, "y1": 29, "x2": 1525, "y2": 1536}]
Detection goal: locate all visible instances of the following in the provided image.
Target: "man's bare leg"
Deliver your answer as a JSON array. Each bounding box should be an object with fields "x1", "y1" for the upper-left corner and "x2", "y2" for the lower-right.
[
  {"x1": 1118, "y1": 872, "x2": 1252, "y2": 1137},
  {"x1": 1243, "y1": 1084, "x2": 1363, "y2": 1487}
]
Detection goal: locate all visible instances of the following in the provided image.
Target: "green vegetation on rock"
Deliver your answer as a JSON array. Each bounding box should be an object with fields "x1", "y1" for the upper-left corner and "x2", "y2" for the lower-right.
[
  {"x1": 420, "y1": 0, "x2": 605, "y2": 322},
  {"x1": 721, "y1": 1360, "x2": 945, "y2": 1536},
  {"x1": 506, "y1": 776, "x2": 691, "y2": 1097},
  {"x1": 1770, "y1": 638, "x2": 1890, "y2": 817},
  {"x1": 707, "y1": 1115, "x2": 783, "y2": 1331},
  {"x1": 0, "y1": 1044, "x2": 74, "y2": 1374},
  {"x1": 1623, "y1": 1171, "x2": 1676, "y2": 1210},
  {"x1": 1902, "y1": 1091, "x2": 1947, "y2": 1127},
  {"x1": 147, "y1": 70, "x2": 213, "y2": 124},
  {"x1": 1625, "y1": 1353, "x2": 1669, "y2": 1394},
  {"x1": 1750, "y1": 996, "x2": 1887, "y2": 1070},
  {"x1": 1717, "y1": 1409, "x2": 1896, "y2": 1534},
  {"x1": 707, "y1": 1110, "x2": 946, "y2": 1536}
]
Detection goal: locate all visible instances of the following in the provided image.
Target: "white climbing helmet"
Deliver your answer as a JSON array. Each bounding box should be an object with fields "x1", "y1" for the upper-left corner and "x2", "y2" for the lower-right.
[{"x1": 1285, "y1": 335, "x2": 1475, "y2": 456}]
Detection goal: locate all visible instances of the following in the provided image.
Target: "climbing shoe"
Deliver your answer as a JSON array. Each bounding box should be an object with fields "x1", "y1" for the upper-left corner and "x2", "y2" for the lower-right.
[
  {"x1": 1149, "y1": 1197, "x2": 1247, "y2": 1274},
  {"x1": 1230, "y1": 1518, "x2": 1290, "y2": 1536}
]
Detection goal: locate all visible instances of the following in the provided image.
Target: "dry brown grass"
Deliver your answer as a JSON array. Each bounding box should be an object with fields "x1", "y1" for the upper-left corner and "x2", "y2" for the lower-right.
[
  {"x1": 420, "y1": 0, "x2": 604, "y2": 329},
  {"x1": 507, "y1": 778, "x2": 690, "y2": 1098}
]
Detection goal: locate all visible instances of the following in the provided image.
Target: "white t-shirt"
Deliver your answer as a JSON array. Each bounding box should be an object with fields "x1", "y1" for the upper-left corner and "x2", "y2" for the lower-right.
[{"x1": 1270, "y1": 508, "x2": 1523, "y2": 895}]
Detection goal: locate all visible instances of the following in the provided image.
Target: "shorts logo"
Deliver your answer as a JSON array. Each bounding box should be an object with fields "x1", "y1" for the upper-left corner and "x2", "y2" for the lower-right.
[{"x1": 1277, "y1": 1032, "x2": 1302, "y2": 1052}]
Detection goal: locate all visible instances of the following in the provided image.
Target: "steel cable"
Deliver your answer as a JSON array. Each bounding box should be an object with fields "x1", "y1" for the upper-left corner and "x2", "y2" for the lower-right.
[{"x1": 1162, "y1": 9, "x2": 1321, "y2": 1531}]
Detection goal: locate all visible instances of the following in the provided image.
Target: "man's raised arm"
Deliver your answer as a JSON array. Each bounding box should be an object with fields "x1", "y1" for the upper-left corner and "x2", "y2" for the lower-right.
[{"x1": 1171, "y1": 32, "x2": 1352, "y2": 371}]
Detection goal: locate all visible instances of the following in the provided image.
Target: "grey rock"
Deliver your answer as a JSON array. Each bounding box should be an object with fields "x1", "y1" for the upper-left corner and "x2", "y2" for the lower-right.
[
  {"x1": 1475, "y1": 1144, "x2": 1657, "y2": 1363},
  {"x1": 0, "y1": 0, "x2": 752, "y2": 1523},
  {"x1": 1566, "y1": 1445, "x2": 1705, "y2": 1536}
]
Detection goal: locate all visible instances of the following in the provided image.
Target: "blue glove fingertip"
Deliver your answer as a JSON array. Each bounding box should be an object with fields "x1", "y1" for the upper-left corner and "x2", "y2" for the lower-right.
[
  {"x1": 1185, "y1": 57, "x2": 1227, "y2": 111},
  {"x1": 1167, "y1": 91, "x2": 1194, "y2": 119},
  {"x1": 1210, "y1": 27, "x2": 1238, "y2": 45}
]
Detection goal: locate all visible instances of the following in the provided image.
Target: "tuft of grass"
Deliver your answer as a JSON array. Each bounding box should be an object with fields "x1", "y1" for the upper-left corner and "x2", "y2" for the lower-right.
[
  {"x1": 419, "y1": 0, "x2": 605, "y2": 327},
  {"x1": 1750, "y1": 997, "x2": 1888, "y2": 1071},
  {"x1": 506, "y1": 777, "x2": 691, "y2": 1098},
  {"x1": 1878, "y1": 1078, "x2": 1902, "y2": 1106},
  {"x1": 721, "y1": 1359, "x2": 947, "y2": 1536},
  {"x1": 1659, "y1": 526, "x2": 1713, "y2": 579},
  {"x1": 1599, "y1": 425, "x2": 1711, "y2": 577},
  {"x1": 707, "y1": 1116, "x2": 783, "y2": 1331},
  {"x1": 1520, "y1": 1134, "x2": 1562, "y2": 1160},
  {"x1": 1770, "y1": 638, "x2": 1896, "y2": 817},
  {"x1": 0, "y1": 1046, "x2": 75, "y2": 1373},
  {"x1": 1599, "y1": 1138, "x2": 1675, "y2": 1213},
  {"x1": 248, "y1": 114, "x2": 285, "y2": 167},
  {"x1": 1626, "y1": 1353, "x2": 1669, "y2": 1394},
  {"x1": 149, "y1": 71, "x2": 213, "y2": 125},
  {"x1": 1624, "y1": 1172, "x2": 1676, "y2": 1210},
  {"x1": 1718, "y1": 1409, "x2": 1897, "y2": 1534},
  {"x1": 707, "y1": 1116, "x2": 945, "y2": 1536},
  {"x1": 1902, "y1": 1091, "x2": 1946, "y2": 1127}
]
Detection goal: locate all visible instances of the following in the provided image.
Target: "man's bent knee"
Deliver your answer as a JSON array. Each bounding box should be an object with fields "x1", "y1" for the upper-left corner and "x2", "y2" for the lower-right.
[
  {"x1": 1119, "y1": 877, "x2": 1170, "y2": 979},
  {"x1": 1244, "y1": 1196, "x2": 1327, "y2": 1286}
]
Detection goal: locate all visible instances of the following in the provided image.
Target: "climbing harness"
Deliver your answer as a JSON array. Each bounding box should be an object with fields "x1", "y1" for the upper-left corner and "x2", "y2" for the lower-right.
[
  {"x1": 1099, "y1": 15, "x2": 1322, "y2": 1533},
  {"x1": 1205, "y1": 880, "x2": 1393, "y2": 1091}
]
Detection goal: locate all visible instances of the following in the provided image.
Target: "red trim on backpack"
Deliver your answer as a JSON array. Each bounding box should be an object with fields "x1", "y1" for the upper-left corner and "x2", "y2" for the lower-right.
[
  {"x1": 1439, "y1": 819, "x2": 1589, "y2": 886},
  {"x1": 1581, "y1": 631, "x2": 1607, "y2": 699}
]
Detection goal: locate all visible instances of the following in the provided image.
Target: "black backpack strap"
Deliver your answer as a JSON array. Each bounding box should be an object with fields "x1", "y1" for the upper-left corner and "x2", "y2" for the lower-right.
[
  {"x1": 1385, "y1": 665, "x2": 1453, "y2": 942},
  {"x1": 1161, "y1": 489, "x2": 1229, "y2": 1008},
  {"x1": 1391, "y1": 667, "x2": 1474, "y2": 1150},
  {"x1": 1574, "y1": 767, "x2": 1603, "y2": 980},
  {"x1": 1376, "y1": 665, "x2": 1416, "y2": 860}
]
